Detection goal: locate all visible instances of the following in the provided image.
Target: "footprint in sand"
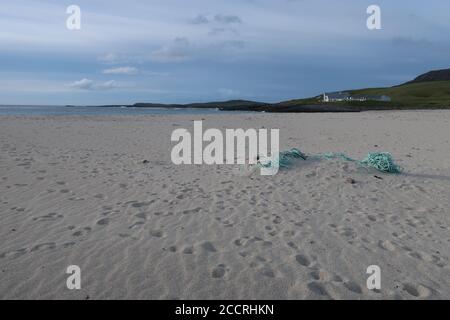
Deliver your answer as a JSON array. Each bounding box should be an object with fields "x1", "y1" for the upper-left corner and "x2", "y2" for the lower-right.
[
  {"x1": 97, "y1": 218, "x2": 110, "y2": 226},
  {"x1": 33, "y1": 213, "x2": 63, "y2": 222},
  {"x1": 62, "y1": 242, "x2": 76, "y2": 248},
  {"x1": 295, "y1": 254, "x2": 311, "y2": 267},
  {"x1": 287, "y1": 242, "x2": 298, "y2": 250},
  {"x1": 211, "y1": 264, "x2": 229, "y2": 279},
  {"x1": 378, "y1": 240, "x2": 396, "y2": 251},
  {"x1": 72, "y1": 230, "x2": 83, "y2": 237},
  {"x1": 307, "y1": 282, "x2": 329, "y2": 296},
  {"x1": 128, "y1": 221, "x2": 145, "y2": 229},
  {"x1": 182, "y1": 246, "x2": 194, "y2": 254},
  {"x1": 238, "y1": 251, "x2": 250, "y2": 258},
  {"x1": 260, "y1": 266, "x2": 276, "y2": 278},
  {"x1": 272, "y1": 216, "x2": 282, "y2": 224},
  {"x1": 233, "y1": 238, "x2": 249, "y2": 247},
  {"x1": 165, "y1": 246, "x2": 177, "y2": 252},
  {"x1": 310, "y1": 269, "x2": 334, "y2": 282},
  {"x1": 343, "y1": 281, "x2": 363, "y2": 294},
  {"x1": 200, "y1": 241, "x2": 217, "y2": 252},
  {"x1": 268, "y1": 230, "x2": 278, "y2": 237},
  {"x1": 182, "y1": 207, "x2": 202, "y2": 215},
  {"x1": 0, "y1": 248, "x2": 28, "y2": 259},
  {"x1": 150, "y1": 230, "x2": 165, "y2": 238},
  {"x1": 131, "y1": 202, "x2": 151, "y2": 208},
  {"x1": 283, "y1": 230, "x2": 295, "y2": 237},
  {"x1": 403, "y1": 283, "x2": 431, "y2": 298},
  {"x1": 135, "y1": 212, "x2": 149, "y2": 220},
  {"x1": 31, "y1": 242, "x2": 56, "y2": 252},
  {"x1": 72, "y1": 227, "x2": 92, "y2": 237},
  {"x1": 338, "y1": 227, "x2": 357, "y2": 240}
]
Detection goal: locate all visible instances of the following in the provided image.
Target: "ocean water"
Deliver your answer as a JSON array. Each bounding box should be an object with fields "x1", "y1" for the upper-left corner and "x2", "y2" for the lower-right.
[{"x1": 0, "y1": 105, "x2": 246, "y2": 116}]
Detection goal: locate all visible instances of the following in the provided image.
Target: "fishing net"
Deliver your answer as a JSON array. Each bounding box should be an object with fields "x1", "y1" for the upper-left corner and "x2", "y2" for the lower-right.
[
  {"x1": 259, "y1": 148, "x2": 307, "y2": 168},
  {"x1": 258, "y1": 148, "x2": 402, "y2": 174},
  {"x1": 359, "y1": 152, "x2": 402, "y2": 173}
]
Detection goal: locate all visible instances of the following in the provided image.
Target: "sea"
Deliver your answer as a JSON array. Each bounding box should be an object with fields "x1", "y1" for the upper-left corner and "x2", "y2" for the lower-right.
[{"x1": 0, "y1": 105, "x2": 248, "y2": 116}]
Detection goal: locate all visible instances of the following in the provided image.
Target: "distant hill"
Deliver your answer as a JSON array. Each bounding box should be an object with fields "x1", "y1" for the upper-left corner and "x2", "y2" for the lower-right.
[
  {"x1": 404, "y1": 68, "x2": 450, "y2": 84},
  {"x1": 77, "y1": 68, "x2": 450, "y2": 112},
  {"x1": 276, "y1": 69, "x2": 450, "y2": 110},
  {"x1": 346, "y1": 81, "x2": 450, "y2": 109},
  {"x1": 132, "y1": 99, "x2": 359, "y2": 112},
  {"x1": 133, "y1": 100, "x2": 266, "y2": 110}
]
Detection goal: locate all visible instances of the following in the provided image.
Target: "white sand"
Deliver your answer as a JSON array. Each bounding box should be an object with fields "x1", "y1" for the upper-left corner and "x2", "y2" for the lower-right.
[{"x1": 0, "y1": 111, "x2": 449, "y2": 299}]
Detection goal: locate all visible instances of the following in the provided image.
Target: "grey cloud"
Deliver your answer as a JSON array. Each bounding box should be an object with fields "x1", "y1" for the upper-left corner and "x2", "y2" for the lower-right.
[
  {"x1": 208, "y1": 27, "x2": 239, "y2": 36},
  {"x1": 190, "y1": 14, "x2": 243, "y2": 25},
  {"x1": 150, "y1": 37, "x2": 191, "y2": 62},
  {"x1": 214, "y1": 14, "x2": 242, "y2": 24},
  {"x1": 191, "y1": 14, "x2": 209, "y2": 25}
]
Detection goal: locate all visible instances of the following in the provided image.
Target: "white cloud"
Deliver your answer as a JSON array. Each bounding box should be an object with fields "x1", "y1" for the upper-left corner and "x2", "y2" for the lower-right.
[
  {"x1": 69, "y1": 78, "x2": 118, "y2": 90},
  {"x1": 98, "y1": 53, "x2": 122, "y2": 64},
  {"x1": 98, "y1": 80, "x2": 118, "y2": 90},
  {"x1": 102, "y1": 66, "x2": 139, "y2": 75},
  {"x1": 69, "y1": 78, "x2": 95, "y2": 90}
]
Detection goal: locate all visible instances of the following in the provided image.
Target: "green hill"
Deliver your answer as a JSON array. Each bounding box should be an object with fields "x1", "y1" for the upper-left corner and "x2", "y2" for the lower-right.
[
  {"x1": 348, "y1": 81, "x2": 450, "y2": 109},
  {"x1": 404, "y1": 68, "x2": 450, "y2": 84},
  {"x1": 278, "y1": 80, "x2": 450, "y2": 110}
]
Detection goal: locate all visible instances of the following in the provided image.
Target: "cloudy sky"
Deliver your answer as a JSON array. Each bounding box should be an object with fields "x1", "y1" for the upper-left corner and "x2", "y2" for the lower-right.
[{"x1": 1, "y1": 0, "x2": 449, "y2": 105}]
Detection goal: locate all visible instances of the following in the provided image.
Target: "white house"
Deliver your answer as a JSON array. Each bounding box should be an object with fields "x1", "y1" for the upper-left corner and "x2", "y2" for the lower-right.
[
  {"x1": 322, "y1": 92, "x2": 391, "y2": 103},
  {"x1": 322, "y1": 92, "x2": 350, "y2": 102}
]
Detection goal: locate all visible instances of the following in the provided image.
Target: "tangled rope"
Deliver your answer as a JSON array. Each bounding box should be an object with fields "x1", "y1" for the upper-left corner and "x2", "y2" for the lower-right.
[
  {"x1": 259, "y1": 148, "x2": 306, "y2": 169},
  {"x1": 259, "y1": 148, "x2": 402, "y2": 174},
  {"x1": 360, "y1": 152, "x2": 402, "y2": 173}
]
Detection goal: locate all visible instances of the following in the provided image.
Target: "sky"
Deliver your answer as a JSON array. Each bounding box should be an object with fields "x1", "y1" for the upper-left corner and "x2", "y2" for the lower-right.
[{"x1": 0, "y1": 0, "x2": 449, "y2": 105}]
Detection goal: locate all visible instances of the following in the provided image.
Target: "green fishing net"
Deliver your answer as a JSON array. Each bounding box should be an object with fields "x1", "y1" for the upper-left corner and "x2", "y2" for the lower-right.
[
  {"x1": 259, "y1": 149, "x2": 402, "y2": 174},
  {"x1": 360, "y1": 152, "x2": 402, "y2": 173},
  {"x1": 259, "y1": 148, "x2": 307, "y2": 168}
]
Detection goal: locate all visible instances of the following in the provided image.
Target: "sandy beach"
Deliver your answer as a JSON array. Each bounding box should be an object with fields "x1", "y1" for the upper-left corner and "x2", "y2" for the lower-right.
[{"x1": 0, "y1": 111, "x2": 449, "y2": 299}]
